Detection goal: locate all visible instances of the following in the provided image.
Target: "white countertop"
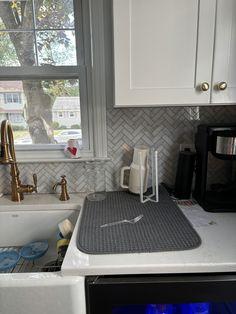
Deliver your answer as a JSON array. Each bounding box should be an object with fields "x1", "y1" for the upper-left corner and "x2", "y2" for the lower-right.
[
  {"x1": 62, "y1": 200, "x2": 236, "y2": 276},
  {"x1": 1, "y1": 192, "x2": 235, "y2": 276}
]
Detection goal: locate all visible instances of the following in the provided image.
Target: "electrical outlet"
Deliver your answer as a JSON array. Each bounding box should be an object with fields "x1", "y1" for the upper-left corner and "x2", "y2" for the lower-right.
[{"x1": 179, "y1": 143, "x2": 195, "y2": 152}]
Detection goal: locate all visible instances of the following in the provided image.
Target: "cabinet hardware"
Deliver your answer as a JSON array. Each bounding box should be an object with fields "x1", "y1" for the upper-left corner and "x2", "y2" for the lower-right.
[
  {"x1": 200, "y1": 82, "x2": 209, "y2": 91},
  {"x1": 217, "y1": 81, "x2": 227, "y2": 91}
]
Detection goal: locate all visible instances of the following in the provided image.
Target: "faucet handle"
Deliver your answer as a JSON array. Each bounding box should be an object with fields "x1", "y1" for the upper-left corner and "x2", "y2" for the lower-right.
[
  {"x1": 32, "y1": 173, "x2": 38, "y2": 192},
  {"x1": 53, "y1": 175, "x2": 70, "y2": 201}
]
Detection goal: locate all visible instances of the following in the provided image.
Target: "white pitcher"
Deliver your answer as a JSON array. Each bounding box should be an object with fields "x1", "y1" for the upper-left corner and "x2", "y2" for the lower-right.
[{"x1": 120, "y1": 146, "x2": 149, "y2": 194}]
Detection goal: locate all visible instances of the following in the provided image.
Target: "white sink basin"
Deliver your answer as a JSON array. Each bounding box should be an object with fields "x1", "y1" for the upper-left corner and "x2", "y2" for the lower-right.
[{"x1": 0, "y1": 193, "x2": 86, "y2": 314}]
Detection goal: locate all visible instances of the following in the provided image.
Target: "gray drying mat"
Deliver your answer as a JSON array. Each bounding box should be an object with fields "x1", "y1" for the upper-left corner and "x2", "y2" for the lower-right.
[{"x1": 77, "y1": 186, "x2": 201, "y2": 254}]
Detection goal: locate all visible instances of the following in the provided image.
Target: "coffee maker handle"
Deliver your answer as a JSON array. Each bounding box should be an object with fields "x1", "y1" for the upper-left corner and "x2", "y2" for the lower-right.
[{"x1": 120, "y1": 166, "x2": 130, "y2": 189}]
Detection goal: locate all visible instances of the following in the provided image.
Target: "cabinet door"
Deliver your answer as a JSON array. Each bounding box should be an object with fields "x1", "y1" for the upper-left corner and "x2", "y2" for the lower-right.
[
  {"x1": 113, "y1": 0, "x2": 216, "y2": 107},
  {"x1": 211, "y1": 0, "x2": 236, "y2": 104}
]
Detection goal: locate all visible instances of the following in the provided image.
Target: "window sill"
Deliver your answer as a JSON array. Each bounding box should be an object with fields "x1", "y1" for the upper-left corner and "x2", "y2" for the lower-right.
[
  {"x1": 16, "y1": 157, "x2": 111, "y2": 163},
  {"x1": 15, "y1": 147, "x2": 109, "y2": 163}
]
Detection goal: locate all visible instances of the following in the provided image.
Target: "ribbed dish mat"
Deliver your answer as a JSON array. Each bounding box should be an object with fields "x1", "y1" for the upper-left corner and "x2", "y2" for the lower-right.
[{"x1": 77, "y1": 186, "x2": 201, "y2": 254}]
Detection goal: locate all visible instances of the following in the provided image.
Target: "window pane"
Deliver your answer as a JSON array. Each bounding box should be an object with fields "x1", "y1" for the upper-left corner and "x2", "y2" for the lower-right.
[
  {"x1": 13, "y1": 93, "x2": 20, "y2": 103},
  {"x1": 0, "y1": 31, "x2": 36, "y2": 66},
  {"x1": 37, "y1": 30, "x2": 77, "y2": 66},
  {"x1": 35, "y1": 0, "x2": 75, "y2": 29},
  {"x1": 0, "y1": 80, "x2": 82, "y2": 145},
  {"x1": 0, "y1": 1, "x2": 33, "y2": 30},
  {"x1": 0, "y1": 32, "x2": 20, "y2": 66}
]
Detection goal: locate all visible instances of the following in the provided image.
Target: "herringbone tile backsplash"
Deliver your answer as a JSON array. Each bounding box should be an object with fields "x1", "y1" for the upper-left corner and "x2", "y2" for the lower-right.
[{"x1": 1, "y1": 105, "x2": 236, "y2": 195}]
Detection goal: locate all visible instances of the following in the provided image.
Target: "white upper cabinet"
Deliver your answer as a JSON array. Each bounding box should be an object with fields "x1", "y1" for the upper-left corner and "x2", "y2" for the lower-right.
[
  {"x1": 211, "y1": 0, "x2": 236, "y2": 104},
  {"x1": 113, "y1": 0, "x2": 236, "y2": 107}
]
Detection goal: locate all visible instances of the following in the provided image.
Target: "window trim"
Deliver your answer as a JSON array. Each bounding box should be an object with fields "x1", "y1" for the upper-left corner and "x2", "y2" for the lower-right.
[
  {"x1": 0, "y1": 0, "x2": 107, "y2": 160},
  {"x1": 88, "y1": 0, "x2": 107, "y2": 158}
]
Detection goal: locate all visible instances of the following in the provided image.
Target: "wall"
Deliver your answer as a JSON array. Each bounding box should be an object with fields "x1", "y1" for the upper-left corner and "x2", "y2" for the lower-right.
[
  {"x1": 1, "y1": 104, "x2": 236, "y2": 195},
  {"x1": 106, "y1": 105, "x2": 236, "y2": 190}
]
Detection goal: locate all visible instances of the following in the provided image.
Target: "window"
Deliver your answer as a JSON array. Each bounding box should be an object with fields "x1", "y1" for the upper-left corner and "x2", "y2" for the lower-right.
[
  {"x1": 58, "y1": 112, "x2": 63, "y2": 118},
  {"x1": 0, "y1": 0, "x2": 107, "y2": 159},
  {"x1": 8, "y1": 113, "x2": 25, "y2": 124},
  {"x1": 4, "y1": 93, "x2": 21, "y2": 104}
]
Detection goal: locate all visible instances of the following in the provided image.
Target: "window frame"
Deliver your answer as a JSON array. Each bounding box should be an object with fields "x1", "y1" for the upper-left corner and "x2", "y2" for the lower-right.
[{"x1": 0, "y1": 0, "x2": 107, "y2": 161}]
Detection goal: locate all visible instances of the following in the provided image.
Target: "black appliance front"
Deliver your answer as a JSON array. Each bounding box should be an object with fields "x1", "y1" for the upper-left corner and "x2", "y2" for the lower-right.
[
  {"x1": 85, "y1": 273, "x2": 236, "y2": 314},
  {"x1": 194, "y1": 124, "x2": 236, "y2": 212}
]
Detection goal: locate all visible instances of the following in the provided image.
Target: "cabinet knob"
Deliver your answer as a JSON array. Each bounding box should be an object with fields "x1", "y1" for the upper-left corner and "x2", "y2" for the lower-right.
[
  {"x1": 200, "y1": 82, "x2": 209, "y2": 91},
  {"x1": 217, "y1": 81, "x2": 227, "y2": 91}
]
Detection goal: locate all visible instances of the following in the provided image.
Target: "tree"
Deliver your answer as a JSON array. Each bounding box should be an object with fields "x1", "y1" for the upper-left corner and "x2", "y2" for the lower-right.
[{"x1": 0, "y1": 0, "x2": 75, "y2": 143}]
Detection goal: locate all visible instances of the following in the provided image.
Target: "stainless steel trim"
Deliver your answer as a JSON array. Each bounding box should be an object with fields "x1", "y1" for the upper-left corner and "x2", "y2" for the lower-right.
[{"x1": 216, "y1": 136, "x2": 236, "y2": 155}]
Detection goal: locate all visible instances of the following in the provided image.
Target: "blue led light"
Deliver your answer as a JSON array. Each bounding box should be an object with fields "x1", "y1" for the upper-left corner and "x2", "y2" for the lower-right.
[
  {"x1": 113, "y1": 301, "x2": 236, "y2": 313},
  {"x1": 180, "y1": 303, "x2": 209, "y2": 314},
  {"x1": 145, "y1": 304, "x2": 173, "y2": 314}
]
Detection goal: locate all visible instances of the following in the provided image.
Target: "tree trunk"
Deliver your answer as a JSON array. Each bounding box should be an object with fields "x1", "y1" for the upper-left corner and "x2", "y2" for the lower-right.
[{"x1": 22, "y1": 81, "x2": 55, "y2": 144}]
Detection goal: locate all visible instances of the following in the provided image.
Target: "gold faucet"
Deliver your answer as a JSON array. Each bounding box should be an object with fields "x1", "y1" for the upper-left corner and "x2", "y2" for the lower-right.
[
  {"x1": 0, "y1": 120, "x2": 37, "y2": 201},
  {"x1": 53, "y1": 175, "x2": 70, "y2": 201}
]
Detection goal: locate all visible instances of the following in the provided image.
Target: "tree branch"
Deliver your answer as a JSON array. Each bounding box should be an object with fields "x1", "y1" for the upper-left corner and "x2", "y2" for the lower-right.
[
  {"x1": 20, "y1": 1, "x2": 26, "y2": 24},
  {"x1": 13, "y1": 7, "x2": 21, "y2": 26}
]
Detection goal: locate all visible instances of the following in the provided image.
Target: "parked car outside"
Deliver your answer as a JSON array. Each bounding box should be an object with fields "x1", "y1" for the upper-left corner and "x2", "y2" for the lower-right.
[
  {"x1": 14, "y1": 137, "x2": 32, "y2": 145},
  {"x1": 14, "y1": 129, "x2": 82, "y2": 145},
  {"x1": 54, "y1": 129, "x2": 82, "y2": 144}
]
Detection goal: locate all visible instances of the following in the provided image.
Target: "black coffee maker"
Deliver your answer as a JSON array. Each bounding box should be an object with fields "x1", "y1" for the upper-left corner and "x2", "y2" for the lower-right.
[{"x1": 194, "y1": 124, "x2": 236, "y2": 212}]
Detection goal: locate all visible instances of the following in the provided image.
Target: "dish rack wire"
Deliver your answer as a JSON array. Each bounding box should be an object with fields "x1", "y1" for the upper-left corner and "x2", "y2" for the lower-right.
[{"x1": 0, "y1": 246, "x2": 62, "y2": 274}]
